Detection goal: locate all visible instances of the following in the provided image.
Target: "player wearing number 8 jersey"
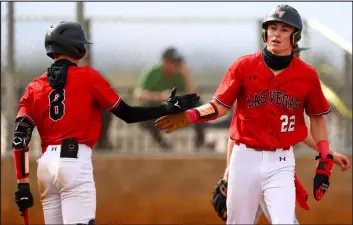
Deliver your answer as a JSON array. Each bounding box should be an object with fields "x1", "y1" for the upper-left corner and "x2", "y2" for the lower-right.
[
  {"x1": 18, "y1": 63, "x2": 120, "y2": 152},
  {"x1": 12, "y1": 21, "x2": 199, "y2": 224},
  {"x1": 156, "y1": 4, "x2": 334, "y2": 224}
]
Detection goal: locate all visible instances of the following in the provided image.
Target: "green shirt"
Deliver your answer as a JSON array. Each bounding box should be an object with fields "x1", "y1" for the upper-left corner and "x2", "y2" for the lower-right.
[{"x1": 138, "y1": 64, "x2": 186, "y2": 93}]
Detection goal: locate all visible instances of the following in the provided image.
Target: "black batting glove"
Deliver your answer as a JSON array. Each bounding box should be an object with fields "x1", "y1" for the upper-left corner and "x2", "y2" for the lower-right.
[
  {"x1": 162, "y1": 87, "x2": 200, "y2": 114},
  {"x1": 14, "y1": 183, "x2": 34, "y2": 216}
]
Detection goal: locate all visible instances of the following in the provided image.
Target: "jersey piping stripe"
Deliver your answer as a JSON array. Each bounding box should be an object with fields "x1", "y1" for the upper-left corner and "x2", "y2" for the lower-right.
[
  {"x1": 306, "y1": 107, "x2": 332, "y2": 116},
  {"x1": 106, "y1": 97, "x2": 122, "y2": 111},
  {"x1": 16, "y1": 114, "x2": 35, "y2": 125},
  {"x1": 212, "y1": 96, "x2": 232, "y2": 108}
]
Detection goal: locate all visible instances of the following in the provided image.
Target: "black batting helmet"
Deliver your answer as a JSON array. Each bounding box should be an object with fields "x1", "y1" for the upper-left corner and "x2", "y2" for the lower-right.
[
  {"x1": 45, "y1": 21, "x2": 92, "y2": 60},
  {"x1": 262, "y1": 4, "x2": 303, "y2": 45}
]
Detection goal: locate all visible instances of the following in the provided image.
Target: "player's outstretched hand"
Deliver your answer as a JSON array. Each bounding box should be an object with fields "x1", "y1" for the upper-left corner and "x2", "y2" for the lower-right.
[
  {"x1": 155, "y1": 111, "x2": 191, "y2": 134},
  {"x1": 162, "y1": 87, "x2": 200, "y2": 115},
  {"x1": 14, "y1": 183, "x2": 34, "y2": 216},
  {"x1": 313, "y1": 153, "x2": 334, "y2": 201}
]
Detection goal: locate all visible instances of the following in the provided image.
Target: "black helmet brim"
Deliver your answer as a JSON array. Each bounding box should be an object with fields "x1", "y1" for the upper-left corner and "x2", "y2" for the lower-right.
[{"x1": 262, "y1": 17, "x2": 301, "y2": 30}]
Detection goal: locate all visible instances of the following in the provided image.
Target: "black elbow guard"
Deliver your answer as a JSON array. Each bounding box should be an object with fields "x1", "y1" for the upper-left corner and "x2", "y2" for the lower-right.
[{"x1": 12, "y1": 117, "x2": 34, "y2": 149}]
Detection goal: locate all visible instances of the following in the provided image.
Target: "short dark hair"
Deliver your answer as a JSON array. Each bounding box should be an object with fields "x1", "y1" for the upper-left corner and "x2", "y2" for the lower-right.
[
  {"x1": 293, "y1": 44, "x2": 310, "y2": 54},
  {"x1": 162, "y1": 47, "x2": 184, "y2": 62}
]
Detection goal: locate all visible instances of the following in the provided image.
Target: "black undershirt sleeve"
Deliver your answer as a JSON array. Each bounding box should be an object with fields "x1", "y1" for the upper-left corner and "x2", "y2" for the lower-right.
[{"x1": 110, "y1": 100, "x2": 168, "y2": 123}]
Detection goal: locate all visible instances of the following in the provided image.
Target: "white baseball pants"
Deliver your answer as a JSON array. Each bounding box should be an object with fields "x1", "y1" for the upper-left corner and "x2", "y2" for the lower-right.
[
  {"x1": 254, "y1": 197, "x2": 300, "y2": 224},
  {"x1": 226, "y1": 143, "x2": 296, "y2": 224},
  {"x1": 36, "y1": 144, "x2": 96, "y2": 224}
]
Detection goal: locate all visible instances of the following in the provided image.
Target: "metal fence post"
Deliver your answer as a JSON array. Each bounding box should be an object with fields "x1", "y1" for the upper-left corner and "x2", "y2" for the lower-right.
[
  {"x1": 76, "y1": 2, "x2": 84, "y2": 24},
  {"x1": 83, "y1": 19, "x2": 92, "y2": 67},
  {"x1": 4, "y1": 2, "x2": 17, "y2": 152},
  {"x1": 257, "y1": 19, "x2": 264, "y2": 51},
  {"x1": 76, "y1": 2, "x2": 90, "y2": 66},
  {"x1": 343, "y1": 52, "x2": 352, "y2": 149}
]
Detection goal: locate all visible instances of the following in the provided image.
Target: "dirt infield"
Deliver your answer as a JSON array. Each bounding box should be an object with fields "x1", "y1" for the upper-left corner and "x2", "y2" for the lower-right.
[{"x1": 1, "y1": 154, "x2": 352, "y2": 224}]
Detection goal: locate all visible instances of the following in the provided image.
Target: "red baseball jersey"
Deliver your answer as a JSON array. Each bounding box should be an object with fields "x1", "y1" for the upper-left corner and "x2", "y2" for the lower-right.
[
  {"x1": 214, "y1": 52, "x2": 331, "y2": 148},
  {"x1": 16, "y1": 65, "x2": 121, "y2": 153}
]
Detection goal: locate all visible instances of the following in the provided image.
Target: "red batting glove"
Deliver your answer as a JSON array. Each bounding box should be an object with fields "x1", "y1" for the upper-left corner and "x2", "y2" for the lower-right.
[{"x1": 313, "y1": 153, "x2": 334, "y2": 201}]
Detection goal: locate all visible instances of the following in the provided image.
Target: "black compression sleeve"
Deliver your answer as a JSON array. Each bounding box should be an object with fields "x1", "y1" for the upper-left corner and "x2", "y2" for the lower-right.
[{"x1": 111, "y1": 100, "x2": 168, "y2": 123}]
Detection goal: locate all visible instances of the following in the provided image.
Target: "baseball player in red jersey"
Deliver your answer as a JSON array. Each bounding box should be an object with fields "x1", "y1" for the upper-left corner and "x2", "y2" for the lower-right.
[
  {"x1": 12, "y1": 21, "x2": 200, "y2": 224},
  {"x1": 156, "y1": 4, "x2": 335, "y2": 224},
  {"x1": 223, "y1": 133, "x2": 350, "y2": 224}
]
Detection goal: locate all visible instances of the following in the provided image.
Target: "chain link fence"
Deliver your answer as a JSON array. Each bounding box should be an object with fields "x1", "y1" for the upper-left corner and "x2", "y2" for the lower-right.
[{"x1": 1, "y1": 13, "x2": 351, "y2": 156}]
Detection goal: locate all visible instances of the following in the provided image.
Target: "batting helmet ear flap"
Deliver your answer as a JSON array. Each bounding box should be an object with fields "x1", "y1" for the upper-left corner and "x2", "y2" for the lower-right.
[
  {"x1": 262, "y1": 29, "x2": 268, "y2": 43},
  {"x1": 291, "y1": 30, "x2": 302, "y2": 45},
  {"x1": 291, "y1": 31, "x2": 296, "y2": 45}
]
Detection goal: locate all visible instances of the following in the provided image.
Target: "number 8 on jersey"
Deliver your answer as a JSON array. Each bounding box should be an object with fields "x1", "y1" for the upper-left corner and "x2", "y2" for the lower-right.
[{"x1": 49, "y1": 89, "x2": 65, "y2": 121}]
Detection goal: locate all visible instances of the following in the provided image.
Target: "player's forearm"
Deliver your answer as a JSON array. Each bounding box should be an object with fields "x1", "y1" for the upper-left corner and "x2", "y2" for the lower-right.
[
  {"x1": 13, "y1": 117, "x2": 33, "y2": 181},
  {"x1": 212, "y1": 99, "x2": 230, "y2": 117},
  {"x1": 111, "y1": 100, "x2": 169, "y2": 123},
  {"x1": 303, "y1": 128, "x2": 318, "y2": 150},
  {"x1": 309, "y1": 115, "x2": 330, "y2": 156},
  {"x1": 186, "y1": 99, "x2": 230, "y2": 124},
  {"x1": 303, "y1": 126, "x2": 334, "y2": 154},
  {"x1": 310, "y1": 115, "x2": 329, "y2": 142}
]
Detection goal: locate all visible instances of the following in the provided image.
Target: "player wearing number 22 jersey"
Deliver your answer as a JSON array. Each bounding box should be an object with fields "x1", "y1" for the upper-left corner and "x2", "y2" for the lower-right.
[
  {"x1": 155, "y1": 4, "x2": 334, "y2": 224},
  {"x1": 222, "y1": 51, "x2": 331, "y2": 148}
]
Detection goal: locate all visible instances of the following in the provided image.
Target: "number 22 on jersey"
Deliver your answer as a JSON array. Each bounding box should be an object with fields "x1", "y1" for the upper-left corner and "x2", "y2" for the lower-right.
[
  {"x1": 49, "y1": 89, "x2": 65, "y2": 121},
  {"x1": 280, "y1": 115, "x2": 295, "y2": 132}
]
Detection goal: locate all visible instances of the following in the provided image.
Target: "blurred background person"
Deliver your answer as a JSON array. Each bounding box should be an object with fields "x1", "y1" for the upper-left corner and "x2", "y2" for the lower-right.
[{"x1": 134, "y1": 47, "x2": 208, "y2": 151}]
